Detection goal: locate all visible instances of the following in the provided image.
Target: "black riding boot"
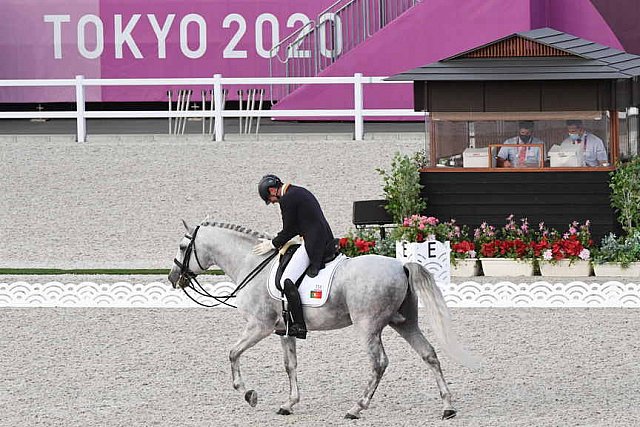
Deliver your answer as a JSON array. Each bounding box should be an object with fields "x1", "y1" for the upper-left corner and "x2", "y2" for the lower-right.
[{"x1": 283, "y1": 279, "x2": 307, "y2": 339}]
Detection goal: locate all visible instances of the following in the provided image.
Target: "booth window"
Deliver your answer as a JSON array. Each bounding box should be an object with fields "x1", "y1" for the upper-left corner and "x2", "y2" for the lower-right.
[{"x1": 426, "y1": 111, "x2": 617, "y2": 170}]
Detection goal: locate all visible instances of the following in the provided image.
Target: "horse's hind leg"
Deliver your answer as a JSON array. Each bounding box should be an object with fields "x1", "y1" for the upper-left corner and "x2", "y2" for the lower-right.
[
  {"x1": 391, "y1": 322, "x2": 456, "y2": 419},
  {"x1": 276, "y1": 335, "x2": 299, "y2": 415},
  {"x1": 229, "y1": 319, "x2": 273, "y2": 407},
  {"x1": 346, "y1": 329, "x2": 388, "y2": 419}
]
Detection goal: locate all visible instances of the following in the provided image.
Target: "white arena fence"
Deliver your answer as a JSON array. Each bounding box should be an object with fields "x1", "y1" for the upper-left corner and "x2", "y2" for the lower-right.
[
  {"x1": 0, "y1": 74, "x2": 424, "y2": 142},
  {"x1": 1, "y1": 280, "x2": 638, "y2": 308}
]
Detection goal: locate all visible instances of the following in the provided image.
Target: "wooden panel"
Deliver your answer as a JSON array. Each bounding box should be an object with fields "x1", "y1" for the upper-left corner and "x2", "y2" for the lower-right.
[
  {"x1": 420, "y1": 171, "x2": 620, "y2": 243},
  {"x1": 461, "y1": 37, "x2": 573, "y2": 58},
  {"x1": 541, "y1": 80, "x2": 609, "y2": 110},
  {"x1": 426, "y1": 82, "x2": 484, "y2": 112},
  {"x1": 484, "y1": 81, "x2": 541, "y2": 111},
  {"x1": 419, "y1": 80, "x2": 614, "y2": 112}
]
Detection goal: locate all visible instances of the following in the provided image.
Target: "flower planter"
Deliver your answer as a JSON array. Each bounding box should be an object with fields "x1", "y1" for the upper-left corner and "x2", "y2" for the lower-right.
[
  {"x1": 480, "y1": 258, "x2": 534, "y2": 277},
  {"x1": 593, "y1": 262, "x2": 640, "y2": 277},
  {"x1": 450, "y1": 258, "x2": 480, "y2": 277},
  {"x1": 539, "y1": 259, "x2": 592, "y2": 277}
]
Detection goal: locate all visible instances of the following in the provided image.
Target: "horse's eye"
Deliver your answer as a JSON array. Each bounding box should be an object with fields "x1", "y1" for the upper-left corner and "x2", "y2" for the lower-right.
[{"x1": 179, "y1": 244, "x2": 187, "y2": 250}]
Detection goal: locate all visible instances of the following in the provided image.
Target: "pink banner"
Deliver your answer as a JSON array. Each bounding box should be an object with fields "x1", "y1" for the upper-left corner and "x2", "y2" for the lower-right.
[
  {"x1": 0, "y1": 0, "x2": 332, "y2": 102},
  {"x1": 0, "y1": 0, "x2": 633, "y2": 105}
]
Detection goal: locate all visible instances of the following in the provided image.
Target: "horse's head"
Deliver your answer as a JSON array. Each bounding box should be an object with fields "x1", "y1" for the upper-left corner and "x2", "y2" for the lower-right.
[{"x1": 168, "y1": 220, "x2": 209, "y2": 289}]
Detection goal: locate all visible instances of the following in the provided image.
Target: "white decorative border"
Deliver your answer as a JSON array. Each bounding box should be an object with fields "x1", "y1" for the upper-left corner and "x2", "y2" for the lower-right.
[{"x1": 1, "y1": 281, "x2": 638, "y2": 308}]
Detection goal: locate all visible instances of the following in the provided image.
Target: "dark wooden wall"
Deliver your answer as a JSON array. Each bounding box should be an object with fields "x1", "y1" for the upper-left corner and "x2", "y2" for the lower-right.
[{"x1": 420, "y1": 170, "x2": 620, "y2": 243}]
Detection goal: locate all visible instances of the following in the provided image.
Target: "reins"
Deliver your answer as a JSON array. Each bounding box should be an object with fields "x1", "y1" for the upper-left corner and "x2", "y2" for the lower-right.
[{"x1": 173, "y1": 225, "x2": 278, "y2": 308}]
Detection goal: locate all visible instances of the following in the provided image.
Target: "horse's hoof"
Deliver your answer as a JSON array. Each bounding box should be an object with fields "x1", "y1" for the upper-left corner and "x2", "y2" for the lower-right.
[
  {"x1": 344, "y1": 413, "x2": 359, "y2": 420},
  {"x1": 244, "y1": 390, "x2": 258, "y2": 407},
  {"x1": 442, "y1": 409, "x2": 457, "y2": 420},
  {"x1": 277, "y1": 408, "x2": 292, "y2": 415}
]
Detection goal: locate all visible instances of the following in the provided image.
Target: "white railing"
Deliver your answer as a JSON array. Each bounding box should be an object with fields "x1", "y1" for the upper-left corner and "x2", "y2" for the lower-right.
[
  {"x1": 0, "y1": 74, "x2": 423, "y2": 142},
  {"x1": 269, "y1": 0, "x2": 422, "y2": 99}
]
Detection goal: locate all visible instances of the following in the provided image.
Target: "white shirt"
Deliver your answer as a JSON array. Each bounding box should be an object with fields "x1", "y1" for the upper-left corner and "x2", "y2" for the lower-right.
[{"x1": 560, "y1": 132, "x2": 607, "y2": 167}]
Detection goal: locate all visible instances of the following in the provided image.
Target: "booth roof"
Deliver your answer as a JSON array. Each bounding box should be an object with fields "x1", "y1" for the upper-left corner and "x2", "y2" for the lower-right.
[{"x1": 388, "y1": 27, "x2": 640, "y2": 81}]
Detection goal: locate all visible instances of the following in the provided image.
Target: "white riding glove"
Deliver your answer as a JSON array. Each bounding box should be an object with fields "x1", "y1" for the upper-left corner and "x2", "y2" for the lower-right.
[{"x1": 252, "y1": 238, "x2": 275, "y2": 255}]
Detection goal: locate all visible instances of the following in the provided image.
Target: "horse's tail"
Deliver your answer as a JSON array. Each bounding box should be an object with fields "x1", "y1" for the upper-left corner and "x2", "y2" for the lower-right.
[{"x1": 404, "y1": 262, "x2": 480, "y2": 369}]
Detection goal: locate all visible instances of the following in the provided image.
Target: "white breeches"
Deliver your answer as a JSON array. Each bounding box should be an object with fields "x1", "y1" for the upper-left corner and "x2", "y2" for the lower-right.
[{"x1": 282, "y1": 244, "x2": 310, "y2": 284}]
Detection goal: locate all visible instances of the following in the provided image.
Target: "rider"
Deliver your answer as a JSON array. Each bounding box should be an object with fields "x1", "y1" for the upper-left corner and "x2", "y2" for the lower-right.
[{"x1": 253, "y1": 174, "x2": 336, "y2": 339}]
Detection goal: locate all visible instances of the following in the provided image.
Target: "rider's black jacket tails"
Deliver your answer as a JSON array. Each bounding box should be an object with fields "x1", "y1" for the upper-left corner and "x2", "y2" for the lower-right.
[{"x1": 271, "y1": 185, "x2": 335, "y2": 272}]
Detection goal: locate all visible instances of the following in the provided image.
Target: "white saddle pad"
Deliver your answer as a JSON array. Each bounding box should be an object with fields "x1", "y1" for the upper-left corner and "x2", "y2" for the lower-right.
[{"x1": 267, "y1": 254, "x2": 347, "y2": 307}]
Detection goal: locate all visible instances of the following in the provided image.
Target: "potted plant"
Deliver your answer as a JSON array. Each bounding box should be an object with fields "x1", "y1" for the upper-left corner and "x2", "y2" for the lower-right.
[
  {"x1": 609, "y1": 156, "x2": 640, "y2": 234},
  {"x1": 376, "y1": 152, "x2": 426, "y2": 224},
  {"x1": 475, "y1": 215, "x2": 536, "y2": 276},
  {"x1": 592, "y1": 156, "x2": 640, "y2": 277},
  {"x1": 537, "y1": 221, "x2": 594, "y2": 277},
  {"x1": 592, "y1": 231, "x2": 640, "y2": 277},
  {"x1": 338, "y1": 229, "x2": 378, "y2": 258},
  {"x1": 448, "y1": 221, "x2": 479, "y2": 277}
]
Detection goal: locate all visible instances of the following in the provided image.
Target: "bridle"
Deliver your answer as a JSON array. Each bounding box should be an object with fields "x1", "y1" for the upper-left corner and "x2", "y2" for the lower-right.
[{"x1": 173, "y1": 225, "x2": 278, "y2": 308}]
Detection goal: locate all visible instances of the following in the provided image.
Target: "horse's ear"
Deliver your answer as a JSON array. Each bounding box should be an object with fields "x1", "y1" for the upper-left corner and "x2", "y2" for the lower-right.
[{"x1": 181, "y1": 219, "x2": 191, "y2": 232}]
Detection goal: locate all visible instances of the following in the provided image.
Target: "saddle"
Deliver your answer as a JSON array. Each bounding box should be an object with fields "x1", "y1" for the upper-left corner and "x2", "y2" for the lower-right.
[{"x1": 275, "y1": 238, "x2": 340, "y2": 289}]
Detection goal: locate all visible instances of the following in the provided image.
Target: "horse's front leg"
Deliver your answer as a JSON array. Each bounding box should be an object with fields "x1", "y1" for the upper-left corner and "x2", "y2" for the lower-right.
[
  {"x1": 346, "y1": 329, "x2": 388, "y2": 419},
  {"x1": 229, "y1": 319, "x2": 273, "y2": 407},
  {"x1": 276, "y1": 335, "x2": 299, "y2": 415}
]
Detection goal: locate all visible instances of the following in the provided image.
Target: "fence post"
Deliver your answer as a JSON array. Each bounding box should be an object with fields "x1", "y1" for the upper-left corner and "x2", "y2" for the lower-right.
[
  {"x1": 213, "y1": 74, "x2": 224, "y2": 141},
  {"x1": 75, "y1": 75, "x2": 86, "y2": 142},
  {"x1": 354, "y1": 73, "x2": 364, "y2": 141}
]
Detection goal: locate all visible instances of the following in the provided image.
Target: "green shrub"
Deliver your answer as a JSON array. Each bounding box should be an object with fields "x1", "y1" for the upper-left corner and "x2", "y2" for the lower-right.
[
  {"x1": 376, "y1": 152, "x2": 426, "y2": 223},
  {"x1": 610, "y1": 156, "x2": 640, "y2": 234},
  {"x1": 592, "y1": 231, "x2": 640, "y2": 267}
]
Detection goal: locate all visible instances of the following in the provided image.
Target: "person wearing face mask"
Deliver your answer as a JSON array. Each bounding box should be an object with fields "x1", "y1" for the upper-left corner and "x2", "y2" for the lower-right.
[
  {"x1": 496, "y1": 121, "x2": 544, "y2": 168},
  {"x1": 560, "y1": 120, "x2": 608, "y2": 167}
]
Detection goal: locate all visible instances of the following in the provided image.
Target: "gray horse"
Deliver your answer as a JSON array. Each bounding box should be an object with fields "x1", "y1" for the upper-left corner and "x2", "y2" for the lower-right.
[{"x1": 168, "y1": 220, "x2": 477, "y2": 420}]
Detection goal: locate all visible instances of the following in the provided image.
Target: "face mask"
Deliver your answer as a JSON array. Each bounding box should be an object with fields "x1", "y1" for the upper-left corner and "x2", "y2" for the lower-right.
[
  {"x1": 569, "y1": 133, "x2": 580, "y2": 141},
  {"x1": 520, "y1": 134, "x2": 531, "y2": 143}
]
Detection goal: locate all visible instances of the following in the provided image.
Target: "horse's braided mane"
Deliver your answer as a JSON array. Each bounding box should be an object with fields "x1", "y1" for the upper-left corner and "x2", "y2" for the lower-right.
[{"x1": 201, "y1": 219, "x2": 271, "y2": 239}]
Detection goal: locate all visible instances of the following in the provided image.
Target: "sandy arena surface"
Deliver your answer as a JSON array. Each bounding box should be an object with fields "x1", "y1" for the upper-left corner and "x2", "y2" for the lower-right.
[
  {"x1": 0, "y1": 308, "x2": 638, "y2": 427},
  {"x1": 1, "y1": 135, "x2": 422, "y2": 269},
  {"x1": 2, "y1": 135, "x2": 639, "y2": 426}
]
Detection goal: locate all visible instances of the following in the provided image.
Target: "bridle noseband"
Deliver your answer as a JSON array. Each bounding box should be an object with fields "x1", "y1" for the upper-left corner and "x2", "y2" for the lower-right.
[{"x1": 173, "y1": 225, "x2": 278, "y2": 308}]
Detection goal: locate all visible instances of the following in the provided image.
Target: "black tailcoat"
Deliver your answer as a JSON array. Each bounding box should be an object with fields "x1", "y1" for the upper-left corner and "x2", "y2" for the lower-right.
[{"x1": 272, "y1": 185, "x2": 335, "y2": 270}]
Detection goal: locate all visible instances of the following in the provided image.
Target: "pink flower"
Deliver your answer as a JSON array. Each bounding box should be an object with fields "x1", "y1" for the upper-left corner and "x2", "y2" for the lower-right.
[
  {"x1": 543, "y1": 249, "x2": 553, "y2": 260},
  {"x1": 425, "y1": 216, "x2": 439, "y2": 226},
  {"x1": 579, "y1": 248, "x2": 590, "y2": 260}
]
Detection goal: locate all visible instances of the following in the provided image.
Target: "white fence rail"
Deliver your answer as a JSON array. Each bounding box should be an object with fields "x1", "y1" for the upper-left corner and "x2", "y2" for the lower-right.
[{"x1": 0, "y1": 74, "x2": 423, "y2": 142}]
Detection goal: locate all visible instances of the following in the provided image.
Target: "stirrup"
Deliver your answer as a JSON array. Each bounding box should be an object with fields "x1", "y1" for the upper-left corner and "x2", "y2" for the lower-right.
[
  {"x1": 287, "y1": 323, "x2": 307, "y2": 339},
  {"x1": 274, "y1": 309, "x2": 290, "y2": 336}
]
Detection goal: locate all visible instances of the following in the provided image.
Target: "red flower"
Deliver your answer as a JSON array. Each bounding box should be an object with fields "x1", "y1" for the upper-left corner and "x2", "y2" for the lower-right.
[
  {"x1": 530, "y1": 239, "x2": 550, "y2": 257},
  {"x1": 339, "y1": 237, "x2": 349, "y2": 248},
  {"x1": 481, "y1": 241, "x2": 498, "y2": 257},
  {"x1": 354, "y1": 238, "x2": 375, "y2": 254},
  {"x1": 453, "y1": 240, "x2": 474, "y2": 254}
]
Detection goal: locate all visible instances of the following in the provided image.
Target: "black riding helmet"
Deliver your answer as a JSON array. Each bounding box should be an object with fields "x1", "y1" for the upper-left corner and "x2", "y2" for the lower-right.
[{"x1": 258, "y1": 174, "x2": 283, "y2": 204}]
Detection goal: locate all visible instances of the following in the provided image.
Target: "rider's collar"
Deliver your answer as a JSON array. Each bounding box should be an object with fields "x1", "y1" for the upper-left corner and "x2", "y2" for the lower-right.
[{"x1": 281, "y1": 183, "x2": 291, "y2": 196}]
